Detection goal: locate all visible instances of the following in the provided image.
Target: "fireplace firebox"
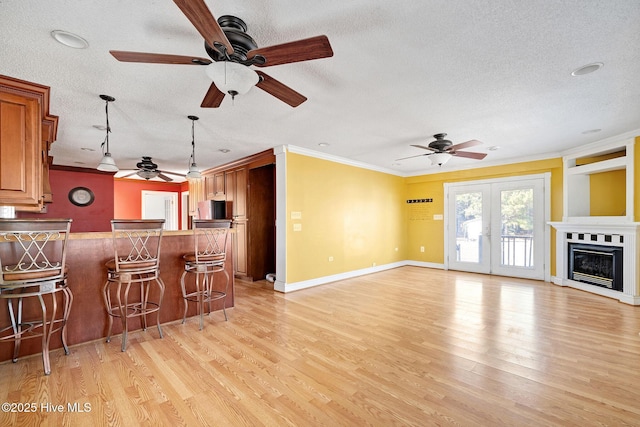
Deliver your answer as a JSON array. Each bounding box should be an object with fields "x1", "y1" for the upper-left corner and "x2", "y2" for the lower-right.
[{"x1": 568, "y1": 243, "x2": 623, "y2": 291}]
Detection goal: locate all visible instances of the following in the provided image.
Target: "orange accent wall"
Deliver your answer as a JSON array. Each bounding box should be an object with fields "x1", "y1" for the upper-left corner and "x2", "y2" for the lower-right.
[{"x1": 114, "y1": 178, "x2": 185, "y2": 228}]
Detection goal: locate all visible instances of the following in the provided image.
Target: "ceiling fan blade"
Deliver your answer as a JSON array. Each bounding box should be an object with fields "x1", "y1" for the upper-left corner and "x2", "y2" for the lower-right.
[
  {"x1": 249, "y1": 35, "x2": 333, "y2": 67},
  {"x1": 173, "y1": 0, "x2": 234, "y2": 54},
  {"x1": 452, "y1": 150, "x2": 487, "y2": 160},
  {"x1": 255, "y1": 71, "x2": 307, "y2": 107},
  {"x1": 159, "y1": 170, "x2": 187, "y2": 177},
  {"x1": 201, "y1": 83, "x2": 226, "y2": 108},
  {"x1": 109, "y1": 50, "x2": 211, "y2": 65},
  {"x1": 157, "y1": 172, "x2": 174, "y2": 182},
  {"x1": 411, "y1": 144, "x2": 437, "y2": 152},
  {"x1": 396, "y1": 153, "x2": 430, "y2": 161},
  {"x1": 449, "y1": 139, "x2": 482, "y2": 151}
]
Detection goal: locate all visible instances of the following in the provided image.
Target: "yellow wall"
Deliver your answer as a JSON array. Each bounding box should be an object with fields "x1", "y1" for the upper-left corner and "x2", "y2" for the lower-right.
[
  {"x1": 286, "y1": 153, "x2": 406, "y2": 283},
  {"x1": 285, "y1": 153, "x2": 564, "y2": 283},
  {"x1": 590, "y1": 170, "x2": 626, "y2": 216},
  {"x1": 284, "y1": 139, "x2": 640, "y2": 285},
  {"x1": 404, "y1": 159, "x2": 564, "y2": 274}
]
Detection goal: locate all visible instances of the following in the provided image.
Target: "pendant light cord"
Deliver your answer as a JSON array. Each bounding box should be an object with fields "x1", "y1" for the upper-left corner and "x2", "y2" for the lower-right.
[
  {"x1": 191, "y1": 117, "x2": 196, "y2": 164},
  {"x1": 101, "y1": 99, "x2": 112, "y2": 155}
]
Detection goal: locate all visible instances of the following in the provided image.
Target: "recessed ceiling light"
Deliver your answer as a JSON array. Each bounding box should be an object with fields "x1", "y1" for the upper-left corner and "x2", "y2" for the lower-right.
[
  {"x1": 318, "y1": 143, "x2": 329, "y2": 147},
  {"x1": 50, "y1": 30, "x2": 89, "y2": 49},
  {"x1": 80, "y1": 147, "x2": 95, "y2": 152},
  {"x1": 219, "y1": 149, "x2": 230, "y2": 153},
  {"x1": 488, "y1": 145, "x2": 500, "y2": 151},
  {"x1": 92, "y1": 125, "x2": 106, "y2": 131},
  {"x1": 571, "y1": 62, "x2": 603, "y2": 76},
  {"x1": 581, "y1": 128, "x2": 602, "y2": 134}
]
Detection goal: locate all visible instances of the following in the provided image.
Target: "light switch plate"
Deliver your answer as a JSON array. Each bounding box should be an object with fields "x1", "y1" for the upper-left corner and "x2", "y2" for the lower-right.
[
  {"x1": 293, "y1": 223, "x2": 302, "y2": 231},
  {"x1": 290, "y1": 211, "x2": 302, "y2": 219},
  {"x1": 433, "y1": 214, "x2": 444, "y2": 220}
]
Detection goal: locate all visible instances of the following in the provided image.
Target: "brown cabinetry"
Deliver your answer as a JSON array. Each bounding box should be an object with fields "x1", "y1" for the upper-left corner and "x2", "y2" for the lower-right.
[
  {"x1": 0, "y1": 75, "x2": 57, "y2": 211},
  {"x1": 225, "y1": 167, "x2": 248, "y2": 276},
  {"x1": 205, "y1": 171, "x2": 225, "y2": 200},
  {"x1": 199, "y1": 150, "x2": 275, "y2": 280}
]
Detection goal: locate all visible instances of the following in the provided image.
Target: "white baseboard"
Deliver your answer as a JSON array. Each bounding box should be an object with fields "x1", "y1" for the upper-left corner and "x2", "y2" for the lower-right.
[{"x1": 275, "y1": 260, "x2": 444, "y2": 293}]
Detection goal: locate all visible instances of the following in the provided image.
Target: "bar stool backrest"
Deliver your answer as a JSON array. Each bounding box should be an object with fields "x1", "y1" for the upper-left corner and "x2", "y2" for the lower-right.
[
  {"x1": 192, "y1": 220, "x2": 230, "y2": 265},
  {"x1": 0, "y1": 219, "x2": 72, "y2": 287},
  {"x1": 111, "y1": 219, "x2": 165, "y2": 273}
]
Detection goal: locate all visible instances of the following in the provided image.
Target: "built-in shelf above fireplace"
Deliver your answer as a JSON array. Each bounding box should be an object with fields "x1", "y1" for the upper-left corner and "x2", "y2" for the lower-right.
[
  {"x1": 563, "y1": 137, "x2": 634, "y2": 223},
  {"x1": 550, "y1": 133, "x2": 640, "y2": 305}
]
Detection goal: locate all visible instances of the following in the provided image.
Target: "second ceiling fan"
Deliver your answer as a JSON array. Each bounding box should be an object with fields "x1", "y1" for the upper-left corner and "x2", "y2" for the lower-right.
[
  {"x1": 109, "y1": 0, "x2": 334, "y2": 108},
  {"x1": 398, "y1": 133, "x2": 488, "y2": 166}
]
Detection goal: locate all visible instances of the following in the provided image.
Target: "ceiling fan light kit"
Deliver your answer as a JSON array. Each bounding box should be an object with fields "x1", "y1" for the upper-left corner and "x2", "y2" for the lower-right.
[
  {"x1": 205, "y1": 61, "x2": 259, "y2": 99},
  {"x1": 430, "y1": 152, "x2": 452, "y2": 166},
  {"x1": 96, "y1": 94, "x2": 119, "y2": 172},
  {"x1": 137, "y1": 170, "x2": 160, "y2": 180}
]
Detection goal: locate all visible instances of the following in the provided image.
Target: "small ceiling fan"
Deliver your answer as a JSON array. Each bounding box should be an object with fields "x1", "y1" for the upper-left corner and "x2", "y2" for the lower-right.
[
  {"x1": 109, "y1": 0, "x2": 333, "y2": 108},
  {"x1": 120, "y1": 156, "x2": 185, "y2": 182},
  {"x1": 397, "y1": 133, "x2": 488, "y2": 165}
]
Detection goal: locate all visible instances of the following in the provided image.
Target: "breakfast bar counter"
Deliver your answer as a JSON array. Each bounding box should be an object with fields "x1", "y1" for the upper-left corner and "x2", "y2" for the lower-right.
[{"x1": 0, "y1": 230, "x2": 234, "y2": 363}]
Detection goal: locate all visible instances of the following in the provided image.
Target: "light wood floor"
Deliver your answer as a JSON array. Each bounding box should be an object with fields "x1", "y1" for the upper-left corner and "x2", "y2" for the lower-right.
[{"x1": 2, "y1": 266, "x2": 640, "y2": 426}]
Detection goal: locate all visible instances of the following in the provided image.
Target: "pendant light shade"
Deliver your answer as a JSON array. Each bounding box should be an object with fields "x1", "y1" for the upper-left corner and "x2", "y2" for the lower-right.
[
  {"x1": 205, "y1": 61, "x2": 259, "y2": 99},
  {"x1": 96, "y1": 94, "x2": 119, "y2": 172},
  {"x1": 186, "y1": 115, "x2": 202, "y2": 180},
  {"x1": 97, "y1": 153, "x2": 119, "y2": 172}
]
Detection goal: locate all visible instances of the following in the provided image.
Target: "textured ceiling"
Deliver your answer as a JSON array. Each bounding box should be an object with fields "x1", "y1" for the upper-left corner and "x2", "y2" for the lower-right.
[{"x1": 2, "y1": 0, "x2": 640, "y2": 181}]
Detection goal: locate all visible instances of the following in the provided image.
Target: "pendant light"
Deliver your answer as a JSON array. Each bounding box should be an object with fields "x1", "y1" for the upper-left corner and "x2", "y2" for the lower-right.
[
  {"x1": 96, "y1": 94, "x2": 119, "y2": 172},
  {"x1": 186, "y1": 115, "x2": 202, "y2": 179}
]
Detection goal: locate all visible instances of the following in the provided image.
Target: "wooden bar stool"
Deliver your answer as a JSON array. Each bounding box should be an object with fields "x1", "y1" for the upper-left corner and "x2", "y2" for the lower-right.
[
  {"x1": 181, "y1": 220, "x2": 231, "y2": 330},
  {"x1": 0, "y1": 219, "x2": 73, "y2": 375},
  {"x1": 103, "y1": 219, "x2": 165, "y2": 351}
]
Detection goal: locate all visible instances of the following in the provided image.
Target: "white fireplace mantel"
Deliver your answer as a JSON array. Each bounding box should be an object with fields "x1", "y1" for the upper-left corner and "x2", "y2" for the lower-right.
[{"x1": 549, "y1": 221, "x2": 640, "y2": 305}]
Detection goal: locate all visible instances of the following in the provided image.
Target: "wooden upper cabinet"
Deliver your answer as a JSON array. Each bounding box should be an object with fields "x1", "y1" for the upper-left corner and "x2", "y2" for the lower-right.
[
  {"x1": 204, "y1": 171, "x2": 225, "y2": 200},
  {"x1": 0, "y1": 91, "x2": 41, "y2": 208},
  {"x1": 0, "y1": 75, "x2": 57, "y2": 211}
]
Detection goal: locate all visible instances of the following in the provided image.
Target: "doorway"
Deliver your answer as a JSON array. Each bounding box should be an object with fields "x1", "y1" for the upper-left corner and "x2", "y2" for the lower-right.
[
  {"x1": 141, "y1": 190, "x2": 178, "y2": 230},
  {"x1": 444, "y1": 174, "x2": 549, "y2": 280}
]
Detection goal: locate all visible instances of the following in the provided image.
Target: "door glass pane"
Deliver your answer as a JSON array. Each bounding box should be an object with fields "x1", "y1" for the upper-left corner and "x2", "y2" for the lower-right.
[
  {"x1": 455, "y1": 192, "x2": 483, "y2": 263},
  {"x1": 500, "y1": 188, "x2": 533, "y2": 267}
]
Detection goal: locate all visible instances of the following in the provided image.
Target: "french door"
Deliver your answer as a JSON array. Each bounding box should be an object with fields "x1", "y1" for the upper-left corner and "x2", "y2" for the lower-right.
[{"x1": 445, "y1": 175, "x2": 548, "y2": 280}]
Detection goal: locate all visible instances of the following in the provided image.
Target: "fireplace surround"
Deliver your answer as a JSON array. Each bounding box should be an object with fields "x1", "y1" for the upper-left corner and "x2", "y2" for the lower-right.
[{"x1": 550, "y1": 222, "x2": 640, "y2": 305}]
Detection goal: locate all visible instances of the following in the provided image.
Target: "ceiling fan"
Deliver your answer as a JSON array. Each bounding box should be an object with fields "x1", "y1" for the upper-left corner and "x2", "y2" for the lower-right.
[
  {"x1": 120, "y1": 156, "x2": 185, "y2": 182},
  {"x1": 397, "y1": 133, "x2": 488, "y2": 165},
  {"x1": 109, "y1": 0, "x2": 334, "y2": 108}
]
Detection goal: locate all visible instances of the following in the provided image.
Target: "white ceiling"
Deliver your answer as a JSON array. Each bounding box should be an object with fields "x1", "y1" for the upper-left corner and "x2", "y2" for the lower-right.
[{"x1": 2, "y1": 0, "x2": 640, "y2": 181}]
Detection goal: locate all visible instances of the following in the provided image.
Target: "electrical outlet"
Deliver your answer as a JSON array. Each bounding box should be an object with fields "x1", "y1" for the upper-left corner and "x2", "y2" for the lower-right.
[
  {"x1": 328, "y1": 256, "x2": 334, "y2": 262},
  {"x1": 420, "y1": 246, "x2": 425, "y2": 252},
  {"x1": 293, "y1": 223, "x2": 302, "y2": 231}
]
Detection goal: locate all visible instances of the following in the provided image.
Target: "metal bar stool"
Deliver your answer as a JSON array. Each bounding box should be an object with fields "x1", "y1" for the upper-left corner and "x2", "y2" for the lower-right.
[
  {"x1": 181, "y1": 220, "x2": 231, "y2": 330},
  {"x1": 0, "y1": 219, "x2": 73, "y2": 375},
  {"x1": 103, "y1": 219, "x2": 165, "y2": 351}
]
